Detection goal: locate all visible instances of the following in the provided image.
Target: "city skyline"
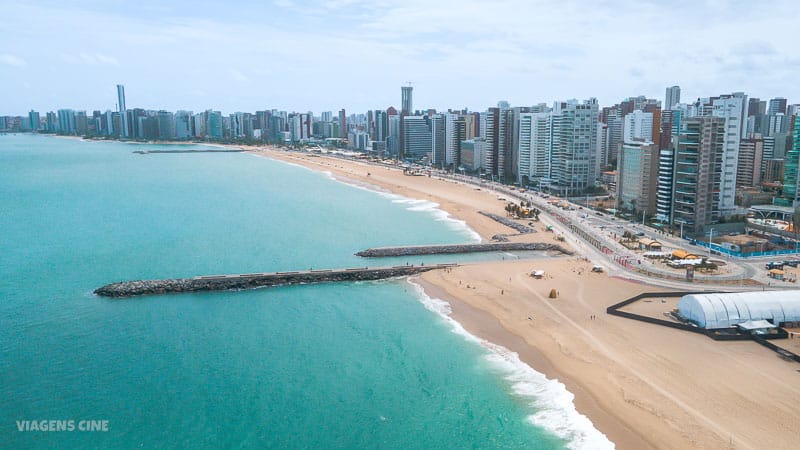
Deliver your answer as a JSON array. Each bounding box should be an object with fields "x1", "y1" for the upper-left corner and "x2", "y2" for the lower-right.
[{"x1": 1, "y1": 0, "x2": 799, "y2": 114}]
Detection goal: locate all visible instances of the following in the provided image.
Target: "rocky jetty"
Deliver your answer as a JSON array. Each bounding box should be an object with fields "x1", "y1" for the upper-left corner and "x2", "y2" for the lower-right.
[
  {"x1": 95, "y1": 265, "x2": 452, "y2": 298},
  {"x1": 355, "y1": 242, "x2": 572, "y2": 257},
  {"x1": 478, "y1": 211, "x2": 536, "y2": 233}
]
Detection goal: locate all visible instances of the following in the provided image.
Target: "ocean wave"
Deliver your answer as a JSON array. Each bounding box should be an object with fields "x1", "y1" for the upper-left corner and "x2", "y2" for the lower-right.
[{"x1": 408, "y1": 280, "x2": 615, "y2": 450}]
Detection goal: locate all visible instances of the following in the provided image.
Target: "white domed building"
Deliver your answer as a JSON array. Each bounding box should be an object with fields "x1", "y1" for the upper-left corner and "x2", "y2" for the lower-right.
[{"x1": 677, "y1": 291, "x2": 800, "y2": 329}]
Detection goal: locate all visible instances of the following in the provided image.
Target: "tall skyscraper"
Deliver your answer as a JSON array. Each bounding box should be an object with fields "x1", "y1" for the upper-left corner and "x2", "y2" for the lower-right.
[
  {"x1": 672, "y1": 117, "x2": 726, "y2": 232},
  {"x1": 665, "y1": 86, "x2": 681, "y2": 110},
  {"x1": 116, "y1": 84, "x2": 128, "y2": 138},
  {"x1": 338, "y1": 109, "x2": 347, "y2": 139},
  {"x1": 401, "y1": 86, "x2": 413, "y2": 115},
  {"x1": 443, "y1": 113, "x2": 464, "y2": 167},
  {"x1": 656, "y1": 146, "x2": 675, "y2": 224},
  {"x1": 399, "y1": 86, "x2": 413, "y2": 160},
  {"x1": 28, "y1": 110, "x2": 40, "y2": 132},
  {"x1": 429, "y1": 114, "x2": 446, "y2": 167},
  {"x1": 57, "y1": 109, "x2": 76, "y2": 134},
  {"x1": 711, "y1": 92, "x2": 747, "y2": 215},
  {"x1": 517, "y1": 111, "x2": 552, "y2": 184},
  {"x1": 618, "y1": 140, "x2": 659, "y2": 215},
  {"x1": 548, "y1": 98, "x2": 600, "y2": 195}
]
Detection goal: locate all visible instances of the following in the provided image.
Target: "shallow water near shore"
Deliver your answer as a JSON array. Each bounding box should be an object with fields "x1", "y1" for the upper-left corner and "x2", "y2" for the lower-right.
[{"x1": 1, "y1": 134, "x2": 605, "y2": 448}]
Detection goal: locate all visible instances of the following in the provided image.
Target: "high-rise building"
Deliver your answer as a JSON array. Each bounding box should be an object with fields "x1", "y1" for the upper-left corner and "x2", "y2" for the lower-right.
[
  {"x1": 462, "y1": 112, "x2": 479, "y2": 140},
  {"x1": 75, "y1": 111, "x2": 88, "y2": 135},
  {"x1": 671, "y1": 117, "x2": 726, "y2": 233},
  {"x1": 373, "y1": 109, "x2": 388, "y2": 143},
  {"x1": 459, "y1": 139, "x2": 489, "y2": 172},
  {"x1": 618, "y1": 140, "x2": 659, "y2": 215},
  {"x1": 736, "y1": 135, "x2": 764, "y2": 187},
  {"x1": 779, "y1": 117, "x2": 800, "y2": 206},
  {"x1": 429, "y1": 114, "x2": 446, "y2": 167},
  {"x1": 116, "y1": 84, "x2": 128, "y2": 138},
  {"x1": 207, "y1": 110, "x2": 223, "y2": 139},
  {"x1": 401, "y1": 86, "x2": 413, "y2": 115},
  {"x1": 174, "y1": 111, "x2": 192, "y2": 139},
  {"x1": 656, "y1": 146, "x2": 675, "y2": 223},
  {"x1": 517, "y1": 112, "x2": 552, "y2": 184},
  {"x1": 387, "y1": 108, "x2": 400, "y2": 156},
  {"x1": 338, "y1": 109, "x2": 347, "y2": 139},
  {"x1": 763, "y1": 159, "x2": 784, "y2": 184},
  {"x1": 28, "y1": 110, "x2": 40, "y2": 132},
  {"x1": 768, "y1": 97, "x2": 788, "y2": 116},
  {"x1": 665, "y1": 86, "x2": 681, "y2": 110},
  {"x1": 399, "y1": 86, "x2": 413, "y2": 160},
  {"x1": 548, "y1": 98, "x2": 599, "y2": 195},
  {"x1": 748, "y1": 97, "x2": 766, "y2": 117},
  {"x1": 711, "y1": 92, "x2": 747, "y2": 215},
  {"x1": 443, "y1": 113, "x2": 464, "y2": 167},
  {"x1": 602, "y1": 107, "x2": 623, "y2": 166},
  {"x1": 623, "y1": 110, "x2": 654, "y2": 143},
  {"x1": 157, "y1": 111, "x2": 176, "y2": 139},
  {"x1": 402, "y1": 115, "x2": 432, "y2": 159},
  {"x1": 57, "y1": 109, "x2": 76, "y2": 134},
  {"x1": 46, "y1": 112, "x2": 58, "y2": 133}
]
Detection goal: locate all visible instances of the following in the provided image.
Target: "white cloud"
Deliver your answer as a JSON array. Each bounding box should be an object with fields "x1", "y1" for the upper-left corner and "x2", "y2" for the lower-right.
[
  {"x1": 1, "y1": 0, "x2": 799, "y2": 114},
  {"x1": 59, "y1": 52, "x2": 120, "y2": 66},
  {"x1": 0, "y1": 53, "x2": 26, "y2": 67}
]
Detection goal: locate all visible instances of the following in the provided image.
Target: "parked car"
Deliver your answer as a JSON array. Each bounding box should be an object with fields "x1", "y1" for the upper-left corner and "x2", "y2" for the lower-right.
[
  {"x1": 766, "y1": 261, "x2": 785, "y2": 270},
  {"x1": 782, "y1": 260, "x2": 799, "y2": 268}
]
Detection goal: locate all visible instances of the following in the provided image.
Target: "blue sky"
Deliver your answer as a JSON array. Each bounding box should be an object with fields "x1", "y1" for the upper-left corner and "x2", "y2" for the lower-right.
[{"x1": 1, "y1": 0, "x2": 798, "y2": 115}]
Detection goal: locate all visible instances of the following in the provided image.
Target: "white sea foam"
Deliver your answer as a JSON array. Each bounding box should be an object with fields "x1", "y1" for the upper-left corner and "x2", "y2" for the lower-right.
[
  {"x1": 408, "y1": 280, "x2": 615, "y2": 450},
  {"x1": 309, "y1": 167, "x2": 481, "y2": 242},
  {"x1": 258, "y1": 155, "x2": 481, "y2": 241}
]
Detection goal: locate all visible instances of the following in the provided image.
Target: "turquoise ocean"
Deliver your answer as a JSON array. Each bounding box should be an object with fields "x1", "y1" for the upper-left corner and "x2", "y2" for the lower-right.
[{"x1": 0, "y1": 134, "x2": 612, "y2": 449}]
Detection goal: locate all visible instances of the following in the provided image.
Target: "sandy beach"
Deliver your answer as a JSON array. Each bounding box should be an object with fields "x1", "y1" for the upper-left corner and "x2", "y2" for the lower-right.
[{"x1": 252, "y1": 147, "x2": 800, "y2": 449}]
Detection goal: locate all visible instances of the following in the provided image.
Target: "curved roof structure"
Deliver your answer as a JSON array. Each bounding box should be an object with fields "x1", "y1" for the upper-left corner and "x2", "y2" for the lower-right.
[{"x1": 677, "y1": 291, "x2": 800, "y2": 329}]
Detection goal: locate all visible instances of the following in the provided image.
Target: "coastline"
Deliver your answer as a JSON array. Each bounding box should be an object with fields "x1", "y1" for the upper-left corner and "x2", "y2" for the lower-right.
[
  {"x1": 409, "y1": 277, "x2": 620, "y2": 449},
  {"x1": 250, "y1": 146, "x2": 800, "y2": 450}
]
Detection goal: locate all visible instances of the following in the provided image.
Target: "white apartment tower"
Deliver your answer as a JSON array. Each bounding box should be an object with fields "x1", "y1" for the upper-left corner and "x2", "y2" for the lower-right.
[
  {"x1": 711, "y1": 92, "x2": 747, "y2": 215},
  {"x1": 623, "y1": 110, "x2": 653, "y2": 143}
]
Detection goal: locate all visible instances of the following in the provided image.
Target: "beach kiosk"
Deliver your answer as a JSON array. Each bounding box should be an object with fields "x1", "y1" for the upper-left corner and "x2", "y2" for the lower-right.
[
  {"x1": 638, "y1": 238, "x2": 662, "y2": 251},
  {"x1": 671, "y1": 249, "x2": 699, "y2": 260},
  {"x1": 768, "y1": 269, "x2": 785, "y2": 280}
]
